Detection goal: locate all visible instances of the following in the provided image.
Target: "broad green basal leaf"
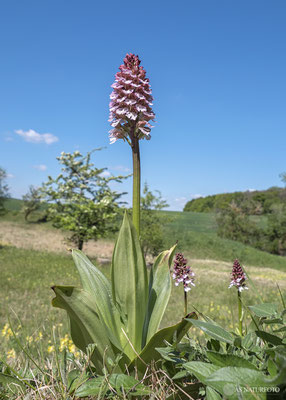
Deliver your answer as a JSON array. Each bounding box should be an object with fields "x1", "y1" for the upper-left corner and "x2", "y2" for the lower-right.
[
  {"x1": 52, "y1": 286, "x2": 129, "y2": 372},
  {"x1": 111, "y1": 212, "x2": 148, "y2": 354},
  {"x1": 142, "y1": 244, "x2": 177, "y2": 347},
  {"x1": 186, "y1": 319, "x2": 234, "y2": 344},
  {"x1": 72, "y1": 250, "x2": 129, "y2": 353}
]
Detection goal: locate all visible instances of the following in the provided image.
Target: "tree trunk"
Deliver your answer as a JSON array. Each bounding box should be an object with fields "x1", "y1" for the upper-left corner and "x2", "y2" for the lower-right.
[{"x1": 78, "y1": 238, "x2": 84, "y2": 251}]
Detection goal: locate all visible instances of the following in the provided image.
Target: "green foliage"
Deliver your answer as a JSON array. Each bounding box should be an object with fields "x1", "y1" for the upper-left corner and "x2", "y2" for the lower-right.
[
  {"x1": 42, "y1": 149, "x2": 128, "y2": 249},
  {"x1": 216, "y1": 202, "x2": 263, "y2": 247},
  {"x1": 52, "y1": 213, "x2": 195, "y2": 374},
  {"x1": 22, "y1": 185, "x2": 43, "y2": 221},
  {"x1": 140, "y1": 183, "x2": 169, "y2": 257},
  {"x1": 266, "y1": 206, "x2": 286, "y2": 255},
  {"x1": 0, "y1": 168, "x2": 10, "y2": 216},
  {"x1": 157, "y1": 298, "x2": 286, "y2": 399}
]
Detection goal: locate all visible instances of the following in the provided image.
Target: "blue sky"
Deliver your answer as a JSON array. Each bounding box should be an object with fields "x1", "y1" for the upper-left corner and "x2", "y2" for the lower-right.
[{"x1": 1, "y1": 0, "x2": 286, "y2": 210}]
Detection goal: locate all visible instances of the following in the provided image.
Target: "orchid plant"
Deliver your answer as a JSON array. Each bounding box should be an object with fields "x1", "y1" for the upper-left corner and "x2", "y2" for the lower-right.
[
  {"x1": 229, "y1": 259, "x2": 248, "y2": 336},
  {"x1": 52, "y1": 54, "x2": 196, "y2": 375}
]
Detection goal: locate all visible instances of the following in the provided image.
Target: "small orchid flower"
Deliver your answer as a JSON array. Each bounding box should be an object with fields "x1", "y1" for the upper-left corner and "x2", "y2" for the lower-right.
[
  {"x1": 173, "y1": 253, "x2": 195, "y2": 315},
  {"x1": 229, "y1": 259, "x2": 248, "y2": 292}
]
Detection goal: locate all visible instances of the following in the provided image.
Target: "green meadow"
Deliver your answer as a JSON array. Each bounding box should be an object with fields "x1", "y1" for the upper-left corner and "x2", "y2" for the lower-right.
[{"x1": 1, "y1": 203, "x2": 285, "y2": 360}]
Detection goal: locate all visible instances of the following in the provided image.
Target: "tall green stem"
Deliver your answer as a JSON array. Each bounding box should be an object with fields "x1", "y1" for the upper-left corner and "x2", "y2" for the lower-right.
[
  {"x1": 238, "y1": 290, "x2": 243, "y2": 336},
  {"x1": 184, "y1": 291, "x2": 188, "y2": 315},
  {"x1": 131, "y1": 136, "x2": 141, "y2": 236}
]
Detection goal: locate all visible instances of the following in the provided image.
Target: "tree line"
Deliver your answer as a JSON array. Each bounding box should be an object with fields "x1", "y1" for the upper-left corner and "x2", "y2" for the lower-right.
[{"x1": 184, "y1": 186, "x2": 286, "y2": 215}]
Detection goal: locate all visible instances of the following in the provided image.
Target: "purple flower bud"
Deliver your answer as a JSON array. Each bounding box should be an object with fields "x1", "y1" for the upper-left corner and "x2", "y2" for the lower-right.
[
  {"x1": 229, "y1": 259, "x2": 248, "y2": 292},
  {"x1": 172, "y1": 253, "x2": 195, "y2": 292},
  {"x1": 109, "y1": 53, "x2": 155, "y2": 144}
]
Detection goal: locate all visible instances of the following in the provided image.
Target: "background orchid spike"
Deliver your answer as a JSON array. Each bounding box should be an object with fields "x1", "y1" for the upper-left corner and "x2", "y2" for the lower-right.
[
  {"x1": 109, "y1": 53, "x2": 155, "y2": 144},
  {"x1": 172, "y1": 253, "x2": 195, "y2": 292},
  {"x1": 229, "y1": 259, "x2": 248, "y2": 292}
]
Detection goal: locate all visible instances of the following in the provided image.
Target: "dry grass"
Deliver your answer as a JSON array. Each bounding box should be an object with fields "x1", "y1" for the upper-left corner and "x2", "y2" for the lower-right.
[{"x1": 0, "y1": 221, "x2": 114, "y2": 259}]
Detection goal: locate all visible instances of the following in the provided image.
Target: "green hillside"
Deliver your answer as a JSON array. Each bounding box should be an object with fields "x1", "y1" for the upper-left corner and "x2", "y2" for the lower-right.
[
  {"x1": 3, "y1": 197, "x2": 24, "y2": 211},
  {"x1": 163, "y1": 211, "x2": 286, "y2": 270},
  {"x1": 184, "y1": 186, "x2": 286, "y2": 214}
]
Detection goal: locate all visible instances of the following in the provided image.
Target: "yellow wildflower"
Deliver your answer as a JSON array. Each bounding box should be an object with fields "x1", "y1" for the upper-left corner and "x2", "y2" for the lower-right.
[
  {"x1": 68, "y1": 343, "x2": 76, "y2": 353},
  {"x1": 59, "y1": 334, "x2": 70, "y2": 352},
  {"x1": 7, "y1": 349, "x2": 16, "y2": 360},
  {"x1": 36, "y1": 332, "x2": 43, "y2": 341},
  {"x1": 2, "y1": 323, "x2": 13, "y2": 338},
  {"x1": 47, "y1": 345, "x2": 55, "y2": 353},
  {"x1": 26, "y1": 336, "x2": 33, "y2": 345}
]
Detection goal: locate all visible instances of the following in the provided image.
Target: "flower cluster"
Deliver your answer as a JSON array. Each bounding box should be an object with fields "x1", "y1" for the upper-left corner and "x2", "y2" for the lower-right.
[
  {"x1": 109, "y1": 53, "x2": 155, "y2": 144},
  {"x1": 229, "y1": 259, "x2": 248, "y2": 292},
  {"x1": 172, "y1": 253, "x2": 195, "y2": 292}
]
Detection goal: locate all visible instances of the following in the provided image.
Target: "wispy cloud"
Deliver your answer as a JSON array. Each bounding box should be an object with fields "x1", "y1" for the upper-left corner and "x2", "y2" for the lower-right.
[
  {"x1": 100, "y1": 170, "x2": 111, "y2": 177},
  {"x1": 191, "y1": 194, "x2": 203, "y2": 199},
  {"x1": 33, "y1": 164, "x2": 47, "y2": 171},
  {"x1": 110, "y1": 165, "x2": 131, "y2": 173},
  {"x1": 7, "y1": 173, "x2": 14, "y2": 178},
  {"x1": 15, "y1": 129, "x2": 59, "y2": 145}
]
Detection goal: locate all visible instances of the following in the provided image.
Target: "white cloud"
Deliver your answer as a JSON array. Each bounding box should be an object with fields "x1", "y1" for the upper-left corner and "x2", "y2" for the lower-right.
[
  {"x1": 111, "y1": 165, "x2": 131, "y2": 173},
  {"x1": 247, "y1": 188, "x2": 256, "y2": 192},
  {"x1": 175, "y1": 196, "x2": 187, "y2": 203},
  {"x1": 7, "y1": 173, "x2": 14, "y2": 178},
  {"x1": 15, "y1": 129, "x2": 59, "y2": 145},
  {"x1": 100, "y1": 170, "x2": 111, "y2": 178},
  {"x1": 33, "y1": 164, "x2": 47, "y2": 171},
  {"x1": 191, "y1": 194, "x2": 203, "y2": 199}
]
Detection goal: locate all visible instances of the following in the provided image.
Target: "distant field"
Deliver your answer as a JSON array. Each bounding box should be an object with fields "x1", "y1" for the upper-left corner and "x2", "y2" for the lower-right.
[{"x1": 1, "y1": 200, "x2": 286, "y2": 271}]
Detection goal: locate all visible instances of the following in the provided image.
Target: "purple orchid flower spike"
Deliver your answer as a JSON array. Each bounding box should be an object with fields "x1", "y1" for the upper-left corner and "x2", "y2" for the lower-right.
[
  {"x1": 229, "y1": 259, "x2": 248, "y2": 292},
  {"x1": 172, "y1": 253, "x2": 195, "y2": 293},
  {"x1": 109, "y1": 53, "x2": 155, "y2": 144}
]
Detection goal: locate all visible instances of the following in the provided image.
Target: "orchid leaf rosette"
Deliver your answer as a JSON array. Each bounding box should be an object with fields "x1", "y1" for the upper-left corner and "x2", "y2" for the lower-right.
[{"x1": 52, "y1": 54, "x2": 196, "y2": 375}]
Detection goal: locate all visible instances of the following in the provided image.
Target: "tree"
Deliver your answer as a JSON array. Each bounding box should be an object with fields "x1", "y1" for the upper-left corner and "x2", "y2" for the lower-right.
[
  {"x1": 42, "y1": 149, "x2": 129, "y2": 250},
  {"x1": 266, "y1": 205, "x2": 286, "y2": 255},
  {"x1": 140, "y1": 182, "x2": 169, "y2": 257},
  {"x1": 0, "y1": 167, "x2": 10, "y2": 216},
  {"x1": 22, "y1": 185, "x2": 42, "y2": 221},
  {"x1": 216, "y1": 202, "x2": 262, "y2": 247}
]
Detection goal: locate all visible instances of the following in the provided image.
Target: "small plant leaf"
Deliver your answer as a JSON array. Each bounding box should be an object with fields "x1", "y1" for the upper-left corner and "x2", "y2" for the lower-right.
[
  {"x1": 108, "y1": 374, "x2": 152, "y2": 396},
  {"x1": 206, "y1": 386, "x2": 222, "y2": 400},
  {"x1": 205, "y1": 367, "x2": 271, "y2": 399},
  {"x1": 75, "y1": 376, "x2": 106, "y2": 397},
  {"x1": 0, "y1": 372, "x2": 26, "y2": 389},
  {"x1": 75, "y1": 374, "x2": 151, "y2": 397},
  {"x1": 206, "y1": 351, "x2": 258, "y2": 370},
  {"x1": 255, "y1": 330, "x2": 283, "y2": 346},
  {"x1": 183, "y1": 361, "x2": 220, "y2": 385},
  {"x1": 248, "y1": 303, "x2": 278, "y2": 318},
  {"x1": 186, "y1": 319, "x2": 234, "y2": 344}
]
